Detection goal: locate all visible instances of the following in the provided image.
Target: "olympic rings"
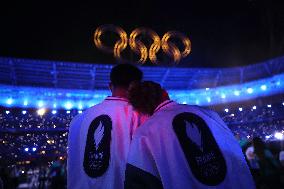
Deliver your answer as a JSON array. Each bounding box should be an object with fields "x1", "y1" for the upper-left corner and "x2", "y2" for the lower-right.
[{"x1": 93, "y1": 25, "x2": 191, "y2": 64}]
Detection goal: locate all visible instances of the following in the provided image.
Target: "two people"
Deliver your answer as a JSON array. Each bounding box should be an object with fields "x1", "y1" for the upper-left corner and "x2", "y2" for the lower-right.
[{"x1": 68, "y1": 64, "x2": 255, "y2": 189}]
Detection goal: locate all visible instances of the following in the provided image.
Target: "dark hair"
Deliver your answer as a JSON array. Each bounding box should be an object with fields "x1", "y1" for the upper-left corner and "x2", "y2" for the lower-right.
[
  {"x1": 110, "y1": 64, "x2": 143, "y2": 88},
  {"x1": 128, "y1": 81, "x2": 163, "y2": 115}
]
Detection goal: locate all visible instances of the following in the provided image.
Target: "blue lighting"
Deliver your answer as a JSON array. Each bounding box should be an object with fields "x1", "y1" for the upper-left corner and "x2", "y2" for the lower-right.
[
  {"x1": 247, "y1": 88, "x2": 253, "y2": 94},
  {"x1": 66, "y1": 110, "x2": 70, "y2": 114},
  {"x1": 64, "y1": 102, "x2": 73, "y2": 110},
  {"x1": 22, "y1": 110, "x2": 27, "y2": 115},
  {"x1": 0, "y1": 73, "x2": 283, "y2": 108},
  {"x1": 52, "y1": 110, "x2": 57, "y2": 114},
  {"x1": 24, "y1": 148, "x2": 29, "y2": 152},
  {"x1": 267, "y1": 104, "x2": 272, "y2": 108},
  {"x1": 182, "y1": 101, "x2": 187, "y2": 104},
  {"x1": 261, "y1": 85, "x2": 267, "y2": 91},
  {"x1": 78, "y1": 110, "x2": 83, "y2": 114},
  {"x1": 253, "y1": 106, "x2": 257, "y2": 110},
  {"x1": 32, "y1": 147, "x2": 37, "y2": 152},
  {"x1": 6, "y1": 98, "x2": 13, "y2": 105}
]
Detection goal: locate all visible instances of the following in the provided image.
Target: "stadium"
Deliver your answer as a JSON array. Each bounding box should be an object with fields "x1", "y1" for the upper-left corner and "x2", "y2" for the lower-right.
[
  {"x1": 0, "y1": 56, "x2": 284, "y2": 188},
  {"x1": 1, "y1": 1, "x2": 284, "y2": 189}
]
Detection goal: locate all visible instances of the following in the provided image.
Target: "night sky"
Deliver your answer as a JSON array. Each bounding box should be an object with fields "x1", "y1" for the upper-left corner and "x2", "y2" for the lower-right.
[{"x1": 0, "y1": 0, "x2": 284, "y2": 67}]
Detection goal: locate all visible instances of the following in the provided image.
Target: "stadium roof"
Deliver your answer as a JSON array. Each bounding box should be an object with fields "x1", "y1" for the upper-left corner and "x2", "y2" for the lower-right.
[{"x1": 0, "y1": 56, "x2": 284, "y2": 90}]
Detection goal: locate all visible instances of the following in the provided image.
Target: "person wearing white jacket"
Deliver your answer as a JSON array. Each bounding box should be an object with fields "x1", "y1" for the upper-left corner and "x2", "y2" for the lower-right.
[
  {"x1": 67, "y1": 64, "x2": 146, "y2": 189},
  {"x1": 125, "y1": 81, "x2": 255, "y2": 189}
]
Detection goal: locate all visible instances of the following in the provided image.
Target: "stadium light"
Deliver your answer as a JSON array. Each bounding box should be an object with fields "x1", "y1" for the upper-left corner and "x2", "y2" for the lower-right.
[
  {"x1": 52, "y1": 110, "x2": 57, "y2": 114},
  {"x1": 234, "y1": 90, "x2": 240, "y2": 96},
  {"x1": 64, "y1": 102, "x2": 73, "y2": 110},
  {"x1": 5, "y1": 110, "x2": 10, "y2": 114},
  {"x1": 24, "y1": 148, "x2": 29, "y2": 152},
  {"x1": 224, "y1": 108, "x2": 229, "y2": 113},
  {"x1": 247, "y1": 88, "x2": 253, "y2": 94},
  {"x1": 274, "y1": 132, "x2": 283, "y2": 140},
  {"x1": 23, "y1": 100, "x2": 28, "y2": 106},
  {"x1": 239, "y1": 107, "x2": 243, "y2": 112},
  {"x1": 32, "y1": 147, "x2": 37, "y2": 152},
  {"x1": 260, "y1": 85, "x2": 267, "y2": 91},
  {"x1": 207, "y1": 97, "x2": 211, "y2": 103},
  {"x1": 267, "y1": 104, "x2": 272, "y2": 108},
  {"x1": 38, "y1": 101, "x2": 44, "y2": 107},
  {"x1": 37, "y1": 108, "x2": 46, "y2": 116},
  {"x1": 6, "y1": 98, "x2": 13, "y2": 105},
  {"x1": 22, "y1": 110, "x2": 27, "y2": 115}
]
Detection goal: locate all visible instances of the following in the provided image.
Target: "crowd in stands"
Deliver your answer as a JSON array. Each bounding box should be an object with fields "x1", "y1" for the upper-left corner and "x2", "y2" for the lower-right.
[{"x1": 0, "y1": 101, "x2": 284, "y2": 188}]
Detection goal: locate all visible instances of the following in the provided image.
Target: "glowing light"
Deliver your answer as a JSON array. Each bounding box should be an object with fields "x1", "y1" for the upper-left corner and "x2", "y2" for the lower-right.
[
  {"x1": 265, "y1": 135, "x2": 271, "y2": 139},
  {"x1": 64, "y1": 102, "x2": 73, "y2": 110},
  {"x1": 5, "y1": 110, "x2": 10, "y2": 114},
  {"x1": 282, "y1": 102, "x2": 284, "y2": 106},
  {"x1": 52, "y1": 110, "x2": 57, "y2": 114},
  {"x1": 23, "y1": 100, "x2": 28, "y2": 106},
  {"x1": 24, "y1": 148, "x2": 29, "y2": 152},
  {"x1": 274, "y1": 132, "x2": 283, "y2": 140},
  {"x1": 221, "y1": 94, "x2": 226, "y2": 99},
  {"x1": 207, "y1": 97, "x2": 211, "y2": 103},
  {"x1": 276, "y1": 81, "x2": 281, "y2": 86},
  {"x1": 59, "y1": 156, "x2": 63, "y2": 160},
  {"x1": 234, "y1": 90, "x2": 240, "y2": 96},
  {"x1": 66, "y1": 110, "x2": 70, "y2": 114},
  {"x1": 224, "y1": 108, "x2": 229, "y2": 113},
  {"x1": 78, "y1": 110, "x2": 83, "y2": 114},
  {"x1": 267, "y1": 104, "x2": 271, "y2": 108},
  {"x1": 247, "y1": 88, "x2": 253, "y2": 94},
  {"x1": 53, "y1": 103, "x2": 57, "y2": 108},
  {"x1": 6, "y1": 98, "x2": 13, "y2": 105},
  {"x1": 78, "y1": 103, "x2": 83, "y2": 110},
  {"x1": 21, "y1": 170, "x2": 25, "y2": 174},
  {"x1": 230, "y1": 113, "x2": 235, "y2": 117},
  {"x1": 22, "y1": 110, "x2": 27, "y2": 115},
  {"x1": 239, "y1": 107, "x2": 243, "y2": 112},
  {"x1": 32, "y1": 147, "x2": 37, "y2": 152},
  {"x1": 260, "y1": 85, "x2": 267, "y2": 91},
  {"x1": 205, "y1": 88, "x2": 210, "y2": 91},
  {"x1": 252, "y1": 106, "x2": 256, "y2": 110},
  {"x1": 38, "y1": 101, "x2": 44, "y2": 107},
  {"x1": 37, "y1": 108, "x2": 46, "y2": 116}
]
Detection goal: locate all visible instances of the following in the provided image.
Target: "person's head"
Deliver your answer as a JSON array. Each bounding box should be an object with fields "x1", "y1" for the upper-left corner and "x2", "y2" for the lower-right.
[
  {"x1": 109, "y1": 63, "x2": 143, "y2": 97},
  {"x1": 128, "y1": 81, "x2": 169, "y2": 115},
  {"x1": 252, "y1": 137, "x2": 265, "y2": 157}
]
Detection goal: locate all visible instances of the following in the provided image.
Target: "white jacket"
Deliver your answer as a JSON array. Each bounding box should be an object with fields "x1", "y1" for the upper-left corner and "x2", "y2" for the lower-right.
[
  {"x1": 125, "y1": 100, "x2": 255, "y2": 189},
  {"x1": 68, "y1": 96, "x2": 146, "y2": 189}
]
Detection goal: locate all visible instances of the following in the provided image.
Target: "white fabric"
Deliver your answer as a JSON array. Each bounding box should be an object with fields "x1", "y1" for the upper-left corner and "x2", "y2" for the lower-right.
[
  {"x1": 67, "y1": 96, "x2": 147, "y2": 189},
  {"x1": 128, "y1": 101, "x2": 255, "y2": 189}
]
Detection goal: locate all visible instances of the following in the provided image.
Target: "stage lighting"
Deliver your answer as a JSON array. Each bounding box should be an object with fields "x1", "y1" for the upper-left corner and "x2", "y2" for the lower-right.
[
  {"x1": 24, "y1": 148, "x2": 29, "y2": 152},
  {"x1": 5, "y1": 110, "x2": 10, "y2": 114},
  {"x1": 78, "y1": 110, "x2": 83, "y2": 114},
  {"x1": 37, "y1": 108, "x2": 46, "y2": 116},
  {"x1": 282, "y1": 102, "x2": 284, "y2": 106},
  {"x1": 234, "y1": 90, "x2": 240, "y2": 96},
  {"x1": 221, "y1": 94, "x2": 226, "y2": 99},
  {"x1": 22, "y1": 110, "x2": 27, "y2": 115},
  {"x1": 260, "y1": 85, "x2": 267, "y2": 91},
  {"x1": 274, "y1": 132, "x2": 283, "y2": 140},
  {"x1": 66, "y1": 110, "x2": 70, "y2": 114},
  {"x1": 252, "y1": 106, "x2": 256, "y2": 110},
  {"x1": 52, "y1": 110, "x2": 57, "y2": 115},
  {"x1": 276, "y1": 81, "x2": 281, "y2": 86},
  {"x1": 6, "y1": 98, "x2": 13, "y2": 105},
  {"x1": 65, "y1": 102, "x2": 73, "y2": 110},
  {"x1": 239, "y1": 107, "x2": 243, "y2": 112},
  {"x1": 224, "y1": 108, "x2": 229, "y2": 113},
  {"x1": 267, "y1": 104, "x2": 271, "y2": 108},
  {"x1": 78, "y1": 103, "x2": 83, "y2": 110},
  {"x1": 247, "y1": 88, "x2": 253, "y2": 94},
  {"x1": 53, "y1": 103, "x2": 57, "y2": 108},
  {"x1": 205, "y1": 88, "x2": 210, "y2": 91},
  {"x1": 32, "y1": 147, "x2": 37, "y2": 152}
]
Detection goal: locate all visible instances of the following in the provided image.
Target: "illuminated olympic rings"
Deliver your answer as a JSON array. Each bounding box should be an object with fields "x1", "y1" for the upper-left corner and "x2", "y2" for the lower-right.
[{"x1": 94, "y1": 25, "x2": 191, "y2": 64}]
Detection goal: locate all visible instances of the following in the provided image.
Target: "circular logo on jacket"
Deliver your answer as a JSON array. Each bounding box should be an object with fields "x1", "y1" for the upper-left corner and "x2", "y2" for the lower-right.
[
  {"x1": 84, "y1": 115, "x2": 112, "y2": 178},
  {"x1": 172, "y1": 112, "x2": 227, "y2": 186}
]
